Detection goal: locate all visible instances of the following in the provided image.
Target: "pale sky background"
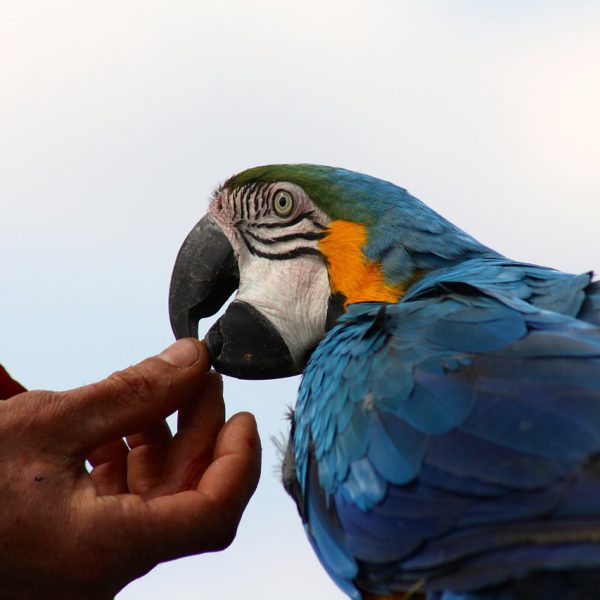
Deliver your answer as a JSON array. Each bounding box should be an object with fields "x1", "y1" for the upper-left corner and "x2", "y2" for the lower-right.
[{"x1": 1, "y1": 1, "x2": 600, "y2": 598}]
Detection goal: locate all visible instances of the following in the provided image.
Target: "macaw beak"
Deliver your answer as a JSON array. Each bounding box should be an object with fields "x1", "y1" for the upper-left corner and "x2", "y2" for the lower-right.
[{"x1": 169, "y1": 214, "x2": 300, "y2": 379}]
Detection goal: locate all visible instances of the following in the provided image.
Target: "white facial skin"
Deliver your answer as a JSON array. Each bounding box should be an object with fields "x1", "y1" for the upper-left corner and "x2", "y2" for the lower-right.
[{"x1": 208, "y1": 182, "x2": 332, "y2": 369}]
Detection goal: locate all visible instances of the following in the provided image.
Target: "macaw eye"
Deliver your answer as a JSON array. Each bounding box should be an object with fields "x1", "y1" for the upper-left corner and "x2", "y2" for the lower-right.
[{"x1": 273, "y1": 190, "x2": 294, "y2": 216}]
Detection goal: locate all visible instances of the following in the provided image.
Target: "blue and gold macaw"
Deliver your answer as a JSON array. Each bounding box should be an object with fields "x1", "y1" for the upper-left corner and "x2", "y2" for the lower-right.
[{"x1": 169, "y1": 165, "x2": 600, "y2": 599}]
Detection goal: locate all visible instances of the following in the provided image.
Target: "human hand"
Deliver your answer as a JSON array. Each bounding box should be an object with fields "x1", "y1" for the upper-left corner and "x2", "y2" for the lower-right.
[{"x1": 0, "y1": 339, "x2": 261, "y2": 600}]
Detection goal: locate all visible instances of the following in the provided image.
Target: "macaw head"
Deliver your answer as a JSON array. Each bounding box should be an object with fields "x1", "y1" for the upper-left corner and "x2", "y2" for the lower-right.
[{"x1": 169, "y1": 164, "x2": 487, "y2": 379}]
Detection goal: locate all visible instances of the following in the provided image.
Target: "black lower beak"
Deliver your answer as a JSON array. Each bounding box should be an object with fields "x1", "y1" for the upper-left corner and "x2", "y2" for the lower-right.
[
  {"x1": 169, "y1": 214, "x2": 299, "y2": 379},
  {"x1": 206, "y1": 300, "x2": 299, "y2": 379}
]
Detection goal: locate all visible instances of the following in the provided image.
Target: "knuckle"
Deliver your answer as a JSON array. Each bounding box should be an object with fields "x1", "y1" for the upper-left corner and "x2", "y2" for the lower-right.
[
  {"x1": 191, "y1": 493, "x2": 241, "y2": 553},
  {"x1": 5, "y1": 390, "x2": 65, "y2": 429},
  {"x1": 39, "y1": 390, "x2": 72, "y2": 418},
  {"x1": 107, "y1": 367, "x2": 157, "y2": 403},
  {"x1": 0, "y1": 390, "x2": 74, "y2": 457},
  {"x1": 212, "y1": 522, "x2": 238, "y2": 551},
  {"x1": 209, "y1": 506, "x2": 240, "y2": 551}
]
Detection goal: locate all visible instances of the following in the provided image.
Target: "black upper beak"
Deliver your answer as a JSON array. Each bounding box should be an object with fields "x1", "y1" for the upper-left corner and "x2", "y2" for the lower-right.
[
  {"x1": 169, "y1": 214, "x2": 300, "y2": 379},
  {"x1": 169, "y1": 215, "x2": 239, "y2": 339}
]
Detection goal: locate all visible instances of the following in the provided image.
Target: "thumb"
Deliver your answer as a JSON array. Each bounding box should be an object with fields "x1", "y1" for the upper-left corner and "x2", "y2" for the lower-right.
[{"x1": 56, "y1": 339, "x2": 210, "y2": 456}]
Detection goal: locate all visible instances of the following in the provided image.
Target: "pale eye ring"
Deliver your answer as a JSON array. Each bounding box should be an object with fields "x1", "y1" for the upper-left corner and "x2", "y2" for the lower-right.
[{"x1": 273, "y1": 190, "x2": 294, "y2": 216}]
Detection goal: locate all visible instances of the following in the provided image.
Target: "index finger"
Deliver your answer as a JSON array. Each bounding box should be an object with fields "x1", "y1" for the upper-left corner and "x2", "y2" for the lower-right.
[{"x1": 53, "y1": 339, "x2": 210, "y2": 455}]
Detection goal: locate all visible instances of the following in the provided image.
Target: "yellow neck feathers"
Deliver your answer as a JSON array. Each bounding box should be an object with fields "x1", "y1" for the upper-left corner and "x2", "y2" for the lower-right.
[{"x1": 319, "y1": 220, "x2": 405, "y2": 306}]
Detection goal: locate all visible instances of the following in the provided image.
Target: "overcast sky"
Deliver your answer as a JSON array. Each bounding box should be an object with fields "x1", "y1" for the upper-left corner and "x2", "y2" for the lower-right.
[{"x1": 2, "y1": 2, "x2": 600, "y2": 598}]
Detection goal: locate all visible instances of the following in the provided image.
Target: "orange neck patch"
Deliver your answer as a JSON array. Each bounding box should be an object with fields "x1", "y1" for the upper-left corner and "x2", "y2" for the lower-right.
[{"x1": 319, "y1": 220, "x2": 405, "y2": 306}]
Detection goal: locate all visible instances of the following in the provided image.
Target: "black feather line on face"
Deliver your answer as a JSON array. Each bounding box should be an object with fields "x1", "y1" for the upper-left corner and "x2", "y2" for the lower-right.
[
  {"x1": 240, "y1": 192, "x2": 247, "y2": 221},
  {"x1": 245, "y1": 230, "x2": 326, "y2": 245},
  {"x1": 246, "y1": 182, "x2": 262, "y2": 218},
  {"x1": 240, "y1": 231, "x2": 323, "y2": 260},
  {"x1": 251, "y1": 211, "x2": 325, "y2": 229},
  {"x1": 258, "y1": 185, "x2": 271, "y2": 218},
  {"x1": 262, "y1": 246, "x2": 322, "y2": 260}
]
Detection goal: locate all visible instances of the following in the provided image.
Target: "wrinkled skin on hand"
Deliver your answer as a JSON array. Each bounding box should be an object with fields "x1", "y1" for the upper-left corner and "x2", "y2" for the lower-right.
[{"x1": 0, "y1": 339, "x2": 261, "y2": 600}]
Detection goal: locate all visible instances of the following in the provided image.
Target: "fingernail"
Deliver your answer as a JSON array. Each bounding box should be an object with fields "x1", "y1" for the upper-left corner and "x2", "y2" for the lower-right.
[{"x1": 159, "y1": 339, "x2": 199, "y2": 367}]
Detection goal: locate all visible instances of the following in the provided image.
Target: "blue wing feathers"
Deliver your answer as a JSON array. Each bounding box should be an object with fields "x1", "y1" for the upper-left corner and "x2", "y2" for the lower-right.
[
  {"x1": 428, "y1": 306, "x2": 527, "y2": 352},
  {"x1": 342, "y1": 457, "x2": 387, "y2": 510},
  {"x1": 423, "y1": 543, "x2": 600, "y2": 597},
  {"x1": 335, "y1": 389, "x2": 356, "y2": 433},
  {"x1": 304, "y1": 459, "x2": 359, "y2": 584},
  {"x1": 335, "y1": 404, "x2": 370, "y2": 461},
  {"x1": 425, "y1": 430, "x2": 572, "y2": 489},
  {"x1": 465, "y1": 366, "x2": 600, "y2": 464},
  {"x1": 419, "y1": 463, "x2": 510, "y2": 498},
  {"x1": 579, "y1": 279, "x2": 600, "y2": 325},
  {"x1": 367, "y1": 409, "x2": 427, "y2": 485},
  {"x1": 292, "y1": 260, "x2": 600, "y2": 598},
  {"x1": 410, "y1": 365, "x2": 475, "y2": 431}
]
